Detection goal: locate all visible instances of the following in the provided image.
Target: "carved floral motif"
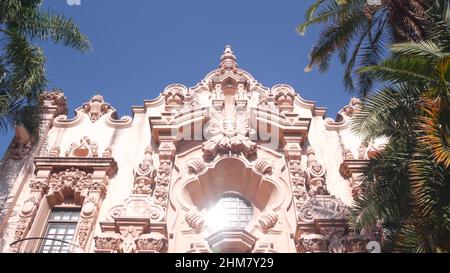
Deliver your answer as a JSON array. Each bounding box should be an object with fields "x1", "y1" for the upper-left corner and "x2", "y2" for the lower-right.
[
  {"x1": 94, "y1": 233, "x2": 123, "y2": 252},
  {"x1": 135, "y1": 233, "x2": 168, "y2": 252}
]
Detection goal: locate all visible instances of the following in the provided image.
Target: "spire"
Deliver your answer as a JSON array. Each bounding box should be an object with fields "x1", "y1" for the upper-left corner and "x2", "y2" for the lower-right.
[{"x1": 219, "y1": 45, "x2": 238, "y2": 70}]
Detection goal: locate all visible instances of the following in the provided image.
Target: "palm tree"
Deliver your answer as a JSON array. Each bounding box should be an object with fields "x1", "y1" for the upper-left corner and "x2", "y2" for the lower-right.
[
  {"x1": 0, "y1": 0, "x2": 90, "y2": 134},
  {"x1": 298, "y1": 0, "x2": 433, "y2": 97},
  {"x1": 350, "y1": 7, "x2": 450, "y2": 251}
]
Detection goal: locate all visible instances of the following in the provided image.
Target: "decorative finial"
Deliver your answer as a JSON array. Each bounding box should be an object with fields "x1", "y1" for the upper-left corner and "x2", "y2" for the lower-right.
[{"x1": 219, "y1": 45, "x2": 238, "y2": 70}]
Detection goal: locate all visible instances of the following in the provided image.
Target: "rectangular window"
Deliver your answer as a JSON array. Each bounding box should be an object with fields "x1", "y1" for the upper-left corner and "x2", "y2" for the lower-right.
[{"x1": 38, "y1": 208, "x2": 80, "y2": 253}]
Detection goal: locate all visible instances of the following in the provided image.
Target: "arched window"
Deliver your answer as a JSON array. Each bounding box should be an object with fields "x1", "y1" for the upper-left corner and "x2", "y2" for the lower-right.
[
  {"x1": 207, "y1": 195, "x2": 253, "y2": 230},
  {"x1": 38, "y1": 208, "x2": 81, "y2": 253}
]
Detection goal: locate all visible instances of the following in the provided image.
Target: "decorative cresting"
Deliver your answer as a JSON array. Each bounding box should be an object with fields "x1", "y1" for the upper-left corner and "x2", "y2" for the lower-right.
[
  {"x1": 52, "y1": 93, "x2": 132, "y2": 129},
  {"x1": 272, "y1": 85, "x2": 295, "y2": 113},
  {"x1": 324, "y1": 97, "x2": 362, "y2": 130},
  {"x1": 39, "y1": 89, "x2": 68, "y2": 118},
  {"x1": 210, "y1": 45, "x2": 249, "y2": 100},
  {"x1": 10, "y1": 156, "x2": 117, "y2": 252},
  {"x1": 82, "y1": 94, "x2": 111, "y2": 122},
  {"x1": 202, "y1": 106, "x2": 256, "y2": 161},
  {"x1": 133, "y1": 146, "x2": 156, "y2": 195},
  {"x1": 163, "y1": 84, "x2": 186, "y2": 111},
  {"x1": 94, "y1": 195, "x2": 168, "y2": 253}
]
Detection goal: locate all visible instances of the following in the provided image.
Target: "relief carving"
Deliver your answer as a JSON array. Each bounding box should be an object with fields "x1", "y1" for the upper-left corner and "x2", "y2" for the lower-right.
[
  {"x1": 82, "y1": 95, "x2": 111, "y2": 122},
  {"x1": 133, "y1": 146, "x2": 156, "y2": 195},
  {"x1": 202, "y1": 107, "x2": 256, "y2": 160},
  {"x1": 185, "y1": 210, "x2": 204, "y2": 232},
  {"x1": 135, "y1": 233, "x2": 168, "y2": 253},
  {"x1": 258, "y1": 213, "x2": 278, "y2": 231},
  {"x1": 306, "y1": 148, "x2": 329, "y2": 196},
  {"x1": 298, "y1": 233, "x2": 329, "y2": 253},
  {"x1": 65, "y1": 136, "x2": 98, "y2": 157}
]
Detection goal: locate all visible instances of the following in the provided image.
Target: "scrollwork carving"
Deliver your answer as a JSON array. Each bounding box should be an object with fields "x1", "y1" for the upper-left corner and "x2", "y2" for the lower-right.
[
  {"x1": 185, "y1": 210, "x2": 204, "y2": 231},
  {"x1": 253, "y1": 158, "x2": 273, "y2": 176},
  {"x1": 258, "y1": 213, "x2": 278, "y2": 231},
  {"x1": 83, "y1": 94, "x2": 111, "y2": 122}
]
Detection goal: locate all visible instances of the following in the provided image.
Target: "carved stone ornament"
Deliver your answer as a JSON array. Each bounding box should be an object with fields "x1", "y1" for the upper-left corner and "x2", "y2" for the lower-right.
[
  {"x1": 38, "y1": 89, "x2": 68, "y2": 117},
  {"x1": 306, "y1": 147, "x2": 329, "y2": 196},
  {"x1": 109, "y1": 195, "x2": 165, "y2": 223},
  {"x1": 94, "y1": 233, "x2": 123, "y2": 252},
  {"x1": 83, "y1": 94, "x2": 111, "y2": 122},
  {"x1": 187, "y1": 159, "x2": 207, "y2": 175},
  {"x1": 49, "y1": 146, "x2": 61, "y2": 157},
  {"x1": 342, "y1": 149, "x2": 354, "y2": 160},
  {"x1": 164, "y1": 84, "x2": 187, "y2": 111},
  {"x1": 297, "y1": 196, "x2": 348, "y2": 223},
  {"x1": 46, "y1": 167, "x2": 94, "y2": 201},
  {"x1": 253, "y1": 158, "x2": 273, "y2": 176},
  {"x1": 342, "y1": 97, "x2": 361, "y2": 117},
  {"x1": 287, "y1": 159, "x2": 308, "y2": 208},
  {"x1": 202, "y1": 106, "x2": 256, "y2": 160},
  {"x1": 185, "y1": 210, "x2": 204, "y2": 231},
  {"x1": 258, "y1": 213, "x2": 278, "y2": 231},
  {"x1": 133, "y1": 146, "x2": 156, "y2": 195},
  {"x1": 341, "y1": 234, "x2": 371, "y2": 253},
  {"x1": 298, "y1": 233, "x2": 329, "y2": 253},
  {"x1": 272, "y1": 85, "x2": 295, "y2": 112},
  {"x1": 135, "y1": 232, "x2": 168, "y2": 253},
  {"x1": 65, "y1": 136, "x2": 99, "y2": 157}
]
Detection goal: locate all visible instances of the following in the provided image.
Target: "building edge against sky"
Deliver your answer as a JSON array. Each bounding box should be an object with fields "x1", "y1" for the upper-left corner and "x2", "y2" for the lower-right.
[{"x1": 0, "y1": 46, "x2": 385, "y2": 253}]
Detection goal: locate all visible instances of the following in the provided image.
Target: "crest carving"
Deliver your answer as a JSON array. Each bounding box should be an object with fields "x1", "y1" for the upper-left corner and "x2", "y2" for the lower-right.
[
  {"x1": 202, "y1": 106, "x2": 256, "y2": 160},
  {"x1": 83, "y1": 95, "x2": 111, "y2": 122}
]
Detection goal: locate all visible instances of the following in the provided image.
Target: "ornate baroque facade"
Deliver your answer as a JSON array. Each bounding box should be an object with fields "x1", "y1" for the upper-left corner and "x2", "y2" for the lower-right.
[{"x1": 0, "y1": 46, "x2": 385, "y2": 253}]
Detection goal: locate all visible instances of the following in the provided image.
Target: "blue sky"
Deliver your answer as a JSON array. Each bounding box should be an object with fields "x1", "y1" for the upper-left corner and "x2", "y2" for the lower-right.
[{"x1": 0, "y1": 0, "x2": 354, "y2": 156}]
